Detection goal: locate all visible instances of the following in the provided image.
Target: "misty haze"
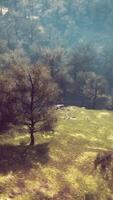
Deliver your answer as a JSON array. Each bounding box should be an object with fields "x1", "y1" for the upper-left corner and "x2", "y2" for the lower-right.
[{"x1": 0, "y1": 1, "x2": 113, "y2": 200}]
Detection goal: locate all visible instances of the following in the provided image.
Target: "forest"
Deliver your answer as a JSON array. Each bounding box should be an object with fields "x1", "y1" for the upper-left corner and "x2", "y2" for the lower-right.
[
  {"x1": 0, "y1": 0, "x2": 113, "y2": 200},
  {"x1": 0, "y1": 0, "x2": 113, "y2": 109}
]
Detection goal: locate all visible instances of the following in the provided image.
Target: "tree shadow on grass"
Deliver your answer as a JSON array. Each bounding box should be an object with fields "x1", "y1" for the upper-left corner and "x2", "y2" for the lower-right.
[{"x1": 0, "y1": 143, "x2": 49, "y2": 174}]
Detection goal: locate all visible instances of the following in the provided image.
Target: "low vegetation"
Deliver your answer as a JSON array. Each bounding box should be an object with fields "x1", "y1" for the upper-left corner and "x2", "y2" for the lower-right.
[{"x1": 0, "y1": 106, "x2": 113, "y2": 200}]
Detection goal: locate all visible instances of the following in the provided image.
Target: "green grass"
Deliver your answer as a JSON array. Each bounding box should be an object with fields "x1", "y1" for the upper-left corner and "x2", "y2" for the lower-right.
[{"x1": 0, "y1": 106, "x2": 113, "y2": 200}]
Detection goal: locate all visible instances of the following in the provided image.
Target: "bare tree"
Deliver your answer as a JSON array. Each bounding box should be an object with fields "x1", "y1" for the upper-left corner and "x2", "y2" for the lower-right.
[
  {"x1": 11, "y1": 65, "x2": 59, "y2": 145},
  {"x1": 83, "y1": 72, "x2": 108, "y2": 108}
]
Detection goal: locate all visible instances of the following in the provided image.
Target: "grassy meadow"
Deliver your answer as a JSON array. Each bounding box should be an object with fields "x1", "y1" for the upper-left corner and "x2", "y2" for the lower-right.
[{"x1": 0, "y1": 106, "x2": 113, "y2": 200}]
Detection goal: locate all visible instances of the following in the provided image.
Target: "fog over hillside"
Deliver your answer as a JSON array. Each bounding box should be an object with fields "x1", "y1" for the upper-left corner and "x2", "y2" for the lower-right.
[
  {"x1": 0, "y1": 0, "x2": 113, "y2": 108},
  {"x1": 0, "y1": 0, "x2": 113, "y2": 49},
  {"x1": 1, "y1": 2, "x2": 113, "y2": 200}
]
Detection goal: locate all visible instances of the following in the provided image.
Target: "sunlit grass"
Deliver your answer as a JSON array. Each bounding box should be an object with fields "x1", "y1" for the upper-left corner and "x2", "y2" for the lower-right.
[{"x1": 0, "y1": 106, "x2": 113, "y2": 199}]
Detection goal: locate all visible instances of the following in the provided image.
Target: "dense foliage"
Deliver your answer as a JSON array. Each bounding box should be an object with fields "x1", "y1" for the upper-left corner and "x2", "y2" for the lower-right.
[
  {"x1": 0, "y1": 2, "x2": 113, "y2": 199},
  {"x1": 0, "y1": 0, "x2": 113, "y2": 109}
]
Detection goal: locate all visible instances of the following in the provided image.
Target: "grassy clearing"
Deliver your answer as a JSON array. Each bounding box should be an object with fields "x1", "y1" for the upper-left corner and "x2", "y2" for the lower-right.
[{"x1": 0, "y1": 106, "x2": 113, "y2": 199}]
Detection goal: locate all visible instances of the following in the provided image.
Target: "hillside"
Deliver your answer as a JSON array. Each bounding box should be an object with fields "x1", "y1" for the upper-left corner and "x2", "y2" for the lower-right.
[
  {"x1": 0, "y1": 106, "x2": 113, "y2": 200},
  {"x1": 0, "y1": 0, "x2": 113, "y2": 48}
]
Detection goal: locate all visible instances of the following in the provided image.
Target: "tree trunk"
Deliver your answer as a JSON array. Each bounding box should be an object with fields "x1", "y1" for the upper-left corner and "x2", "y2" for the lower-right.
[
  {"x1": 92, "y1": 93, "x2": 97, "y2": 109},
  {"x1": 29, "y1": 74, "x2": 35, "y2": 146},
  {"x1": 30, "y1": 131, "x2": 35, "y2": 145},
  {"x1": 92, "y1": 83, "x2": 98, "y2": 109}
]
